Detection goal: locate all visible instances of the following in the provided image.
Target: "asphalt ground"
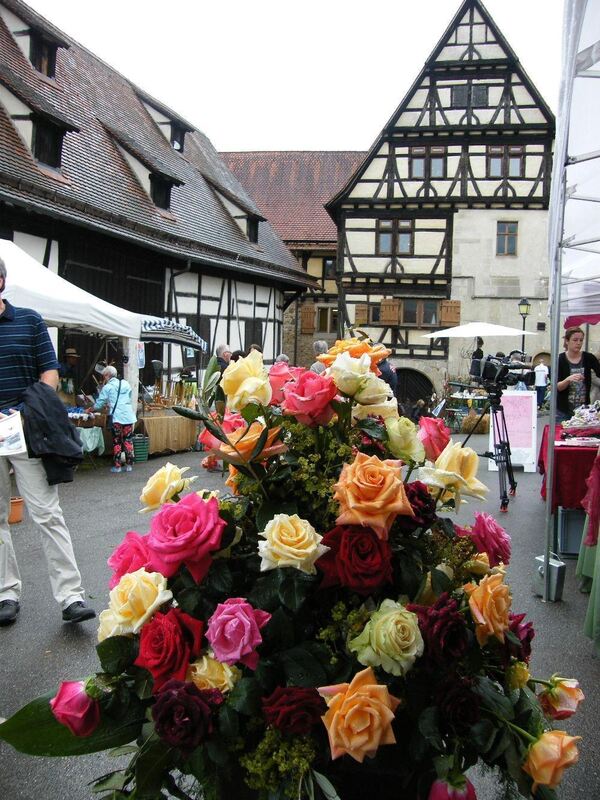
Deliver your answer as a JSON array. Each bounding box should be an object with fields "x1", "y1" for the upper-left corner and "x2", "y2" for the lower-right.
[{"x1": 0, "y1": 422, "x2": 598, "y2": 800}]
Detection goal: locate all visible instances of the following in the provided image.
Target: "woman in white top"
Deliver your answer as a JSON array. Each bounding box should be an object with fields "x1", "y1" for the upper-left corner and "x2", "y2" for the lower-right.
[{"x1": 87, "y1": 366, "x2": 137, "y2": 473}]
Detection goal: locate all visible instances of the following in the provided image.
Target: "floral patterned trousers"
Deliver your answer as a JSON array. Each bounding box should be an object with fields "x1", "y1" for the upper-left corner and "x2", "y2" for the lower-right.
[{"x1": 111, "y1": 423, "x2": 134, "y2": 467}]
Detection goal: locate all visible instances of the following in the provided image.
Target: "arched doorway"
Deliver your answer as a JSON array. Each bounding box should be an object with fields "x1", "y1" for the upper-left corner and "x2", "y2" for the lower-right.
[
  {"x1": 396, "y1": 368, "x2": 435, "y2": 404},
  {"x1": 532, "y1": 351, "x2": 550, "y2": 367}
]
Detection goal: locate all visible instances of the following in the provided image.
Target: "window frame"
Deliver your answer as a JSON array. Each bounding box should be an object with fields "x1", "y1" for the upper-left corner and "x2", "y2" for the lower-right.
[
  {"x1": 316, "y1": 305, "x2": 338, "y2": 334},
  {"x1": 375, "y1": 219, "x2": 415, "y2": 257},
  {"x1": 170, "y1": 125, "x2": 185, "y2": 153},
  {"x1": 408, "y1": 146, "x2": 446, "y2": 181},
  {"x1": 486, "y1": 145, "x2": 525, "y2": 179},
  {"x1": 450, "y1": 83, "x2": 489, "y2": 109},
  {"x1": 496, "y1": 221, "x2": 519, "y2": 256},
  {"x1": 150, "y1": 174, "x2": 173, "y2": 210},
  {"x1": 29, "y1": 33, "x2": 57, "y2": 78},
  {"x1": 247, "y1": 216, "x2": 259, "y2": 243},
  {"x1": 323, "y1": 257, "x2": 336, "y2": 280},
  {"x1": 32, "y1": 117, "x2": 63, "y2": 168},
  {"x1": 400, "y1": 299, "x2": 440, "y2": 328}
]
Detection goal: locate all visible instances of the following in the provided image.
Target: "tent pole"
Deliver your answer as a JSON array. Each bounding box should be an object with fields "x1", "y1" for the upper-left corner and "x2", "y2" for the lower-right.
[{"x1": 543, "y1": 172, "x2": 567, "y2": 601}]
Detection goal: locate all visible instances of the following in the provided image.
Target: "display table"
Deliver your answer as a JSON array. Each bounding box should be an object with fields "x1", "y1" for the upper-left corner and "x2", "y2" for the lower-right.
[
  {"x1": 538, "y1": 425, "x2": 598, "y2": 511},
  {"x1": 137, "y1": 414, "x2": 198, "y2": 455},
  {"x1": 445, "y1": 393, "x2": 488, "y2": 433},
  {"x1": 77, "y1": 426, "x2": 105, "y2": 455}
]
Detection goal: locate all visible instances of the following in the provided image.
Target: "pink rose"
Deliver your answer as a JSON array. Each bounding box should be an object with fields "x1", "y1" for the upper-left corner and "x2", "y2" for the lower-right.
[
  {"x1": 429, "y1": 777, "x2": 477, "y2": 800},
  {"x1": 269, "y1": 362, "x2": 295, "y2": 405},
  {"x1": 282, "y1": 371, "x2": 338, "y2": 426},
  {"x1": 107, "y1": 531, "x2": 151, "y2": 589},
  {"x1": 418, "y1": 417, "x2": 451, "y2": 462},
  {"x1": 205, "y1": 597, "x2": 271, "y2": 669},
  {"x1": 456, "y1": 512, "x2": 511, "y2": 567},
  {"x1": 49, "y1": 681, "x2": 100, "y2": 738},
  {"x1": 199, "y1": 410, "x2": 245, "y2": 451},
  {"x1": 147, "y1": 495, "x2": 226, "y2": 582}
]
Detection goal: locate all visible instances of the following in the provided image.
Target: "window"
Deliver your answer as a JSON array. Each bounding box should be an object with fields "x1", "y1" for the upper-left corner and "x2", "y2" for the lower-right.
[
  {"x1": 487, "y1": 145, "x2": 525, "y2": 179},
  {"x1": 247, "y1": 217, "x2": 259, "y2": 243},
  {"x1": 150, "y1": 175, "x2": 173, "y2": 210},
  {"x1": 376, "y1": 219, "x2": 414, "y2": 257},
  {"x1": 170, "y1": 125, "x2": 185, "y2": 152},
  {"x1": 323, "y1": 257, "x2": 337, "y2": 279},
  {"x1": 409, "y1": 146, "x2": 446, "y2": 180},
  {"x1": 316, "y1": 306, "x2": 337, "y2": 333},
  {"x1": 369, "y1": 305, "x2": 381, "y2": 324},
  {"x1": 32, "y1": 118, "x2": 63, "y2": 168},
  {"x1": 245, "y1": 319, "x2": 263, "y2": 350},
  {"x1": 400, "y1": 299, "x2": 439, "y2": 327},
  {"x1": 30, "y1": 33, "x2": 57, "y2": 78},
  {"x1": 451, "y1": 83, "x2": 488, "y2": 109},
  {"x1": 496, "y1": 222, "x2": 518, "y2": 256}
]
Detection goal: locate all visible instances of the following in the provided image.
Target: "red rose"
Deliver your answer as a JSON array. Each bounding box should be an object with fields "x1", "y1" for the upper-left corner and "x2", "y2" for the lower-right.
[
  {"x1": 135, "y1": 608, "x2": 204, "y2": 692},
  {"x1": 395, "y1": 481, "x2": 437, "y2": 534},
  {"x1": 317, "y1": 525, "x2": 393, "y2": 595},
  {"x1": 282, "y1": 371, "x2": 338, "y2": 426},
  {"x1": 418, "y1": 416, "x2": 451, "y2": 462},
  {"x1": 152, "y1": 680, "x2": 223, "y2": 754},
  {"x1": 262, "y1": 686, "x2": 326, "y2": 735}
]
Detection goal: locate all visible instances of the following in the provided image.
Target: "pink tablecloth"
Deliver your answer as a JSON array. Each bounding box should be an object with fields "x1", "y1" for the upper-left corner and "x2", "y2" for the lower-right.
[{"x1": 538, "y1": 425, "x2": 598, "y2": 511}]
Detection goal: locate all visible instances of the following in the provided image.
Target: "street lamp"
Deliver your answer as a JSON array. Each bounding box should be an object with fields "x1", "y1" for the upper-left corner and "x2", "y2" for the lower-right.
[{"x1": 518, "y1": 298, "x2": 531, "y2": 354}]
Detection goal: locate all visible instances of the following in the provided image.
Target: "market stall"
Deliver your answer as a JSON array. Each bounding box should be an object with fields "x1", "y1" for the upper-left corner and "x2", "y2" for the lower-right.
[{"x1": 0, "y1": 240, "x2": 206, "y2": 454}]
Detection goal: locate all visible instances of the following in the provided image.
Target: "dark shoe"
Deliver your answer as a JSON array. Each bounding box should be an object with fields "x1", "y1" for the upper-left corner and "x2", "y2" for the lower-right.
[
  {"x1": 0, "y1": 600, "x2": 20, "y2": 626},
  {"x1": 62, "y1": 601, "x2": 96, "y2": 624}
]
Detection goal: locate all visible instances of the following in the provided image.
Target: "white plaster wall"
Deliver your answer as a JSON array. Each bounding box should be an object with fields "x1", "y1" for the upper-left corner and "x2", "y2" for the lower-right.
[
  {"x1": 13, "y1": 231, "x2": 59, "y2": 272},
  {"x1": 143, "y1": 102, "x2": 171, "y2": 142},
  {"x1": 0, "y1": 5, "x2": 30, "y2": 59},
  {"x1": 117, "y1": 144, "x2": 151, "y2": 195},
  {"x1": 0, "y1": 84, "x2": 33, "y2": 148}
]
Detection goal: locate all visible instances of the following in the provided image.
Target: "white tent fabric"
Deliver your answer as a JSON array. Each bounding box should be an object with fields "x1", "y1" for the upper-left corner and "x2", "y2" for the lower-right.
[
  {"x1": 422, "y1": 322, "x2": 538, "y2": 339},
  {"x1": 549, "y1": 0, "x2": 600, "y2": 317},
  {"x1": 0, "y1": 240, "x2": 206, "y2": 350}
]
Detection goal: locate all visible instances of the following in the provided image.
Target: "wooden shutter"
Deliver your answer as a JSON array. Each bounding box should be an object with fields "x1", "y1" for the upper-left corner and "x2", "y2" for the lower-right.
[
  {"x1": 354, "y1": 303, "x2": 368, "y2": 326},
  {"x1": 380, "y1": 299, "x2": 400, "y2": 324},
  {"x1": 440, "y1": 300, "x2": 461, "y2": 325},
  {"x1": 300, "y1": 304, "x2": 315, "y2": 334}
]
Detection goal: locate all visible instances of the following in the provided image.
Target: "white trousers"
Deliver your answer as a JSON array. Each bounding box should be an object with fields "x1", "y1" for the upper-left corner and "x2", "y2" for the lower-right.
[{"x1": 0, "y1": 451, "x2": 85, "y2": 610}]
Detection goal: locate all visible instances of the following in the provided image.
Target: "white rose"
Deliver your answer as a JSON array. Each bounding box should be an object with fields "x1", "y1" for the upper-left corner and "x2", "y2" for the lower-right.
[
  {"x1": 329, "y1": 352, "x2": 372, "y2": 396},
  {"x1": 258, "y1": 513, "x2": 329, "y2": 574},
  {"x1": 354, "y1": 373, "x2": 392, "y2": 406},
  {"x1": 352, "y1": 396, "x2": 400, "y2": 421}
]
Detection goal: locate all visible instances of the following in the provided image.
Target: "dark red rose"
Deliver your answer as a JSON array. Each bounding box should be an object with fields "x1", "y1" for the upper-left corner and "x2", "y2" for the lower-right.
[
  {"x1": 317, "y1": 525, "x2": 393, "y2": 595},
  {"x1": 395, "y1": 481, "x2": 437, "y2": 534},
  {"x1": 502, "y1": 612, "x2": 535, "y2": 666},
  {"x1": 152, "y1": 680, "x2": 223, "y2": 754},
  {"x1": 408, "y1": 593, "x2": 470, "y2": 667},
  {"x1": 262, "y1": 686, "x2": 326, "y2": 735},
  {"x1": 135, "y1": 608, "x2": 204, "y2": 692},
  {"x1": 436, "y1": 676, "x2": 481, "y2": 734}
]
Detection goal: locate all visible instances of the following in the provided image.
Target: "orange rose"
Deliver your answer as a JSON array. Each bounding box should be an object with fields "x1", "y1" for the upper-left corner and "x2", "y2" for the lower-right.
[
  {"x1": 225, "y1": 465, "x2": 239, "y2": 495},
  {"x1": 538, "y1": 676, "x2": 585, "y2": 720},
  {"x1": 213, "y1": 422, "x2": 286, "y2": 466},
  {"x1": 522, "y1": 730, "x2": 581, "y2": 791},
  {"x1": 464, "y1": 572, "x2": 511, "y2": 646},
  {"x1": 317, "y1": 338, "x2": 391, "y2": 373},
  {"x1": 333, "y1": 452, "x2": 414, "y2": 540},
  {"x1": 318, "y1": 667, "x2": 400, "y2": 763}
]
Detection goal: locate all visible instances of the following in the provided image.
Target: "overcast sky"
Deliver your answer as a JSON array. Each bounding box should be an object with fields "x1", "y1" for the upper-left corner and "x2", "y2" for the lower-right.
[{"x1": 28, "y1": 0, "x2": 563, "y2": 152}]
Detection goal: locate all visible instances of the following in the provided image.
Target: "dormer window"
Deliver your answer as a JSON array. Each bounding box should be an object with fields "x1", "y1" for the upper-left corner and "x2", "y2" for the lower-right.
[
  {"x1": 32, "y1": 117, "x2": 64, "y2": 168},
  {"x1": 29, "y1": 33, "x2": 57, "y2": 78},
  {"x1": 247, "y1": 216, "x2": 259, "y2": 243},
  {"x1": 170, "y1": 124, "x2": 185, "y2": 152},
  {"x1": 150, "y1": 175, "x2": 172, "y2": 210}
]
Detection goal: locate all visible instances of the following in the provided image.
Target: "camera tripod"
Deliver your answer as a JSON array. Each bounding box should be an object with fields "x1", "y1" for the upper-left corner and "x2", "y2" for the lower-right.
[{"x1": 461, "y1": 384, "x2": 517, "y2": 512}]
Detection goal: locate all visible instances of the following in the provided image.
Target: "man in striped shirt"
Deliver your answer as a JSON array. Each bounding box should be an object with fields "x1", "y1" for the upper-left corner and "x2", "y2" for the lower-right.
[{"x1": 0, "y1": 256, "x2": 95, "y2": 626}]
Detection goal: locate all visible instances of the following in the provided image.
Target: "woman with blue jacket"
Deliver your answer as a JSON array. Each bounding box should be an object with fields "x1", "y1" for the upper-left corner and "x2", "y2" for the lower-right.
[{"x1": 87, "y1": 366, "x2": 137, "y2": 473}]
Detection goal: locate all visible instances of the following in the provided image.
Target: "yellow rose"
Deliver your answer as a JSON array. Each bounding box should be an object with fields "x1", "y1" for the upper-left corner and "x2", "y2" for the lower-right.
[
  {"x1": 349, "y1": 599, "x2": 424, "y2": 677},
  {"x1": 97, "y1": 568, "x2": 172, "y2": 641},
  {"x1": 221, "y1": 350, "x2": 272, "y2": 411},
  {"x1": 436, "y1": 442, "x2": 488, "y2": 501},
  {"x1": 385, "y1": 416, "x2": 425, "y2": 463},
  {"x1": 464, "y1": 552, "x2": 491, "y2": 576},
  {"x1": 352, "y1": 396, "x2": 399, "y2": 421},
  {"x1": 258, "y1": 514, "x2": 329, "y2": 574},
  {"x1": 464, "y1": 572, "x2": 511, "y2": 646},
  {"x1": 507, "y1": 661, "x2": 531, "y2": 690},
  {"x1": 522, "y1": 730, "x2": 581, "y2": 791},
  {"x1": 318, "y1": 667, "x2": 401, "y2": 763},
  {"x1": 139, "y1": 463, "x2": 195, "y2": 512},
  {"x1": 186, "y1": 653, "x2": 241, "y2": 693}
]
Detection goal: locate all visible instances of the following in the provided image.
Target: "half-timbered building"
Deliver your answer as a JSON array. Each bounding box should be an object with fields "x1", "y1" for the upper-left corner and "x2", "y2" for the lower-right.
[
  {"x1": 326, "y1": 0, "x2": 554, "y2": 396},
  {"x1": 0, "y1": 0, "x2": 312, "y2": 383}
]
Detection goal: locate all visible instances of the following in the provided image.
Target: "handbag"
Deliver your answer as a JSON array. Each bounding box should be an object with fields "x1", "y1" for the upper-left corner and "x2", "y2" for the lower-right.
[{"x1": 106, "y1": 380, "x2": 122, "y2": 429}]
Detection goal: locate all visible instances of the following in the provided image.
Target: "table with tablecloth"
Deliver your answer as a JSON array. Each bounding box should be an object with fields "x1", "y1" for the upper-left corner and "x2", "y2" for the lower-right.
[
  {"x1": 136, "y1": 413, "x2": 199, "y2": 455},
  {"x1": 537, "y1": 424, "x2": 598, "y2": 511},
  {"x1": 77, "y1": 426, "x2": 105, "y2": 455}
]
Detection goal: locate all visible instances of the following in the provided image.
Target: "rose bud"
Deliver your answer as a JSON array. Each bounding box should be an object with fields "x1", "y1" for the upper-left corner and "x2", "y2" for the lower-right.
[
  {"x1": 428, "y1": 776, "x2": 477, "y2": 800},
  {"x1": 49, "y1": 680, "x2": 100, "y2": 737},
  {"x1": 538, "y1": 675, "x2": 584, "y2": 720}
]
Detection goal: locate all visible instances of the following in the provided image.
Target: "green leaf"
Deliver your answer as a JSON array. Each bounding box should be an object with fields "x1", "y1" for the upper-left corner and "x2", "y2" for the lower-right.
[
  {"x1": 0, "y1": 692, "x2": 144, "y2": 756},
  {"x1": 219, "y1": 704, "x2": 239, "y2": 741},
  {"x1": 203, "y1": 419, "x2": 231, "y2": 446},
  {"x1": 206, "y1": 736, "x2": 230, "y2": 765},
  {"x1": 247, "y1": 571, "x2": 282, "y2": 612},
  {"x1": 172, "y1": 405, "x2": 206, "y2": 421},
  {"x1": 433, "y1": 754, "x2": 454, "y2": 780},
  {"x1": 502, "y1": 737, "x2": 532, "y2": 797},
  {"x1": 280, "y1": 646, "x2": 327, "y2": 687},
  {"x1": 203, "y1": 560, "x2": 234, "y2": 597},
  {"x1": 474, "y1": 677, "x2": 515, "y2": 721},
  {"x1": 430, "y1": 567, "x2": 452, "y2": 596},
  {"x1": 91, "y1": 771, "x2": 130, "y2": 793},
  {"x1": 486, "y1": 727, "x2": 512, "y2": 762},
  {"x1": 130, "y1": 666, "x2": 154, "y2": 701},
  {"x1": 417, "y1": 706, "x2": 443, "y2": 751},
  {"x1": 241, "y1": 403, "x2": 262, "y2": 424},
  {"x1": 97, "y1": 636, "x2": 138, "y2": 675},
  {"x1": 248, "y1": 425, "x2": 269, "y2": 462},
  {"x1": 277, "y1": 569, "x2": 317, "y2": 612},
  {"x1": 108, "y1": 744, "x2": 139, "y2": 758},
  {"x1": 135, "y1": 736, "x2": 173, "y2": 799},
  {"x1": 228, "y1": 677, "x2": 261, "y2": 716},
  {"x1": 357, "y1": 417, "x2": 388, "y2": 441},
  {"x1": 202, "y1": 356, "x2": 221, "y2": 391},
  {"x1": 261, "y1": 607, "x2": 295, "y2": 649},
  {"x1": 312, "y1": 770, "x2": 342, "y2": 800},
  {"x1": 469, "y1": 719, "x2": 497, "y2": 754}
]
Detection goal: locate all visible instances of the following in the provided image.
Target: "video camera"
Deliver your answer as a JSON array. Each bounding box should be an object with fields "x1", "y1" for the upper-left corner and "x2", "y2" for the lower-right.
[{"x1": 470, "y1": 351, "x2": 535, "y2": 389}]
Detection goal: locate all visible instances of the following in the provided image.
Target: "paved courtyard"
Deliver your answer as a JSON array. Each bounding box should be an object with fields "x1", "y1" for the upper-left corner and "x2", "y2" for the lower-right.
[{"x1": 0, "y1": 428, "x2": 598, "y2": 799}]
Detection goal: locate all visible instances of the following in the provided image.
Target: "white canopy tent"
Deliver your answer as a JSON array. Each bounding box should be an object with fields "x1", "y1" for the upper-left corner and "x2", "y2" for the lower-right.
[
  {"x1": 545, "y1": 0, "x2": 600, "y2": 599},
  {"x1": 422, "y1": 322, "x2": 538, "y2": 339}
]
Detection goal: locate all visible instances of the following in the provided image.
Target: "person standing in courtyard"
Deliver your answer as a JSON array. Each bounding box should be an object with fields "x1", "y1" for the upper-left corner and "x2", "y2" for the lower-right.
[
  {"x1": 87, "y1": 366, "x2": 137, "y2": 473},
  {"x1": 0, "y1": 256, "x2": 95, "y2": 626},
  {"x1": 534, "y1": 358, "x2": 549, "y2": 409},
  {"x1": 215, "y1": 343, "x2": 232, "y2": 373},
  {"x1": 556, "y1": 327, "x2": 600, "y2": 420}
]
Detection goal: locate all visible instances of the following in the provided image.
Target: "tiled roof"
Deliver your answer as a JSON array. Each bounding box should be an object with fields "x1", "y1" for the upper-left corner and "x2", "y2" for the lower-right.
[
  {"x1": 0, "y1": 0, "x2": 311, "y2": 288},
  {"x1": 221, "y1": 151, "x2": 366, "y2": 244}
]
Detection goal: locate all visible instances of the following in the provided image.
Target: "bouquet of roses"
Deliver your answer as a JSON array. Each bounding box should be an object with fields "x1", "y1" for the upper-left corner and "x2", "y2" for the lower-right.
[{"x1": 0, "y1": 341, "x2": 583, "y2": 800}]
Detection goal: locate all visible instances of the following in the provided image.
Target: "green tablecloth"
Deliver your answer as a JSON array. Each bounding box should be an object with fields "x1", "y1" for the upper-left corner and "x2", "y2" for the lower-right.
[
  {"x1": 77, "y1": 426, "x2": 105, "y2": 455},
  {"x1": 576, "y1": 518, "x2": 600, "y2": 656}
]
